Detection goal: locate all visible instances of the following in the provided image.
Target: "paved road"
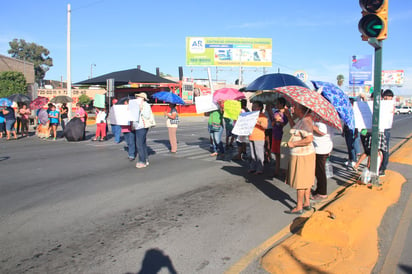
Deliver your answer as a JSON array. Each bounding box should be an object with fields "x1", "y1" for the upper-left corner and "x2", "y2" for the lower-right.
[{"x1": 0, "y1": 115, "x2": 412, "y2": 273}]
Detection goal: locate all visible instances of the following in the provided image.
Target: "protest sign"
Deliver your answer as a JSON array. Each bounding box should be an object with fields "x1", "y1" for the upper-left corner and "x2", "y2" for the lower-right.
[
  {"x1": 111, "y1": 105, "x2": 133, "y2": 125},
  {"x1": 232, "y1": 111, "x2": 259, "y2": 136},
  {"x1": 354, "y1": 100, "x2": 394, "y2": 130},
  {"x1": 93, "y1": 94, "x2": 105, "y2": 108},
  {"x1": 128, "y1": 99, "x2": 141, "y2": 121},
  {"x1": 195, "y1": 95, "x2": 218, "y2": 114},
  {"x1": 223, "y1": 100, "x2": 241, "y2": 120}
]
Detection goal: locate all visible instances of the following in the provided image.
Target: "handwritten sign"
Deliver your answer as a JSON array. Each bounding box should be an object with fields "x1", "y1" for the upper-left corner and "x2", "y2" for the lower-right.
[
  {"x1": 223, "y1": 100, "x2": 241, "y2": 120},
  {"x1": 93, "y1": 94, "x2": 105, "y2": 108},
  {"x1": 195, "y1": 95, "x2": 218, "y2": 114},
  {"x1": 353, "y1": 100, "x2": 394, "y2": 130},
  {"x1": 232, "y1": 111, "x2": 259, "y2": 136}
]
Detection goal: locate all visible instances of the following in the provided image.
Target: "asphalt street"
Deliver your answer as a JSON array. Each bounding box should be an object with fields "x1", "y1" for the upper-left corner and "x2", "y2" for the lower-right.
[{"x1": 0, "y1": 114, "x2": 411, "y2": 273}]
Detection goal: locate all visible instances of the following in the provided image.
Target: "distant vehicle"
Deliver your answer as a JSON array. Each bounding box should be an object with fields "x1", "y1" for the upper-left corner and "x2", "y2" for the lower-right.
[{"x1": 395, "y1": 106, "x2": 412, "y2": 115}]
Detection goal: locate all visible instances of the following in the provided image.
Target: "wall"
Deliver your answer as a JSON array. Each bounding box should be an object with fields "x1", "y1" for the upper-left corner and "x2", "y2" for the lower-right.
[{"x1": 0, "y1": 54, "x2": 35, "y2": 84}]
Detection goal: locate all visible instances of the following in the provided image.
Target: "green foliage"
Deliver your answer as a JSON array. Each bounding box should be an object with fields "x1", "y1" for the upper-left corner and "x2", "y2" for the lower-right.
[
  {"x1": 0, "y1": 71, "x2": 27, "y2": 97},
  {"x1": 78, "y1": 94, "x2": 91, "y2": 105},
  {"x1": 8, "y1": 39, "x2": 53, "y2": 85}
]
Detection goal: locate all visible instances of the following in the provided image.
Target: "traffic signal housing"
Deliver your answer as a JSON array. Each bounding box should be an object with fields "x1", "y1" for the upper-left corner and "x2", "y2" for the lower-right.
[{"x1": 359, "y1": 0, "x2": 388, "y2": 41}]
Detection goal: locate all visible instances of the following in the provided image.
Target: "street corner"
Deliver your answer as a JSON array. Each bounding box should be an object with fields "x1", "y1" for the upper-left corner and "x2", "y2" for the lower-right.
[
  {"x1": 259, "y1": 170, "x2": 406, "y2": 274},
  {"x1": 390, "y1": 137, "x2": 412, "y2": 166}
]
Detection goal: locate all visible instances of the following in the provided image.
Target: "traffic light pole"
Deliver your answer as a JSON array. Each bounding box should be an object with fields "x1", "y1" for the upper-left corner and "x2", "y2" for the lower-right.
[{"x1": 368, "y1": 38, "x2": 383, "y2": 185}]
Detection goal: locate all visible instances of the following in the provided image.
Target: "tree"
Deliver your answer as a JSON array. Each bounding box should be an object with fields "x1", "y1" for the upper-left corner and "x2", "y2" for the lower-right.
[
  {"x1": 78, "y1": 94, "x2": 91, "y2": 105},
  {"x1": 0, "y1": 71, "x2": 27, "y2": 97},
  {"x1": 337, "y1": 74, "x2": 345, "y2": 87},
  {"x1": 8, "y1": 39, "x2": 53, "y2": 85}
]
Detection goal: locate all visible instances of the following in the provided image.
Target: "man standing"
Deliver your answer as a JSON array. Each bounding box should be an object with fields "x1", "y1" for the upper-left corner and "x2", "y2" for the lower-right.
[
  {"x1": 109, "y1": 98, "x2": 121, "y2": 143},
  {"x1": 379, "y1": 89, "x2": 394, "y2": 177}
]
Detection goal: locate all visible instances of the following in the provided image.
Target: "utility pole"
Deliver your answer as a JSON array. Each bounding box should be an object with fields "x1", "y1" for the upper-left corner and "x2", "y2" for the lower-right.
[{"x1": 67, "y1": 3, "x2": 72, "y2": 119}]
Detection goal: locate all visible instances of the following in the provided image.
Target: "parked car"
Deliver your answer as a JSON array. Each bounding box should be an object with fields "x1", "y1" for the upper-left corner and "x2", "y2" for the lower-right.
[{"x1": 395, "y1": 106, "x2": 412, "y2": 115}]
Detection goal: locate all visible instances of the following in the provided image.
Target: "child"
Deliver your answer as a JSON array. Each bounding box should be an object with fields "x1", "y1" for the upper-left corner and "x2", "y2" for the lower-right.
[
  {"x1": 271, "y1": 97, "x2": 288, "y2": 176},
  {"x1": 48, "y1": 104, "x2": 59, "y2": 140},
  {"x1": 92, "y1": 107, "x2": 107, "y2": 141}
]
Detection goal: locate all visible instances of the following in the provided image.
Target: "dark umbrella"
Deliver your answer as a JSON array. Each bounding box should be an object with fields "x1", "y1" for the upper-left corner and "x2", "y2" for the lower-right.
[
  {"x1": 245, "y1": 73, "x2": 309, "y2": 91},
  {"x1": 116, "y1": 96, "x2": 134, "y2": 105},
  {"x1": 74, "y1": 68, "x2": 176, "y2": 86},
  {"x1": 8, "y1": 94, "x2": 31, "y2": 103},
  {"x1": 50, "y1": 95, "x2": 73, "y2": 104}
]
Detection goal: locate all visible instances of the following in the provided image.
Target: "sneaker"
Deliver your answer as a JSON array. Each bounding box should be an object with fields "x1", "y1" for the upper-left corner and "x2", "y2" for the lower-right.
[
  {"x1": 379, "y1": 170, "x2": 385, "y2": 177},
  {"x1": 136, "y1": 162, "x2": 147, "y2": 169},
  {"x1": 146, "y1": 160, "x2": 149, "y2": 166}
]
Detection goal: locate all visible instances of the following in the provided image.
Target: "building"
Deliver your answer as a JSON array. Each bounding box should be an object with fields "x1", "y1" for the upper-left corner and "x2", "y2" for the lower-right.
[{"x1": 0, "y1": 54, "x2": 35, "y2": 84}]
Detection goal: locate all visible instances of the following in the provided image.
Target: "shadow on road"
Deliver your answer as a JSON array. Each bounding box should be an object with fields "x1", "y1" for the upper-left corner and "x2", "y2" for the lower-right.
[{"x1": 125, "y1": 248, "x2": 177, "y2": 274}]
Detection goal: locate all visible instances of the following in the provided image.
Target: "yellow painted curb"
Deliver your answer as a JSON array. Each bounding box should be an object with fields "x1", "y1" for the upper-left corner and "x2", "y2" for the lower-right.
[{"x1": 260, "y1": 170, "x2": 406, "y2": 273}]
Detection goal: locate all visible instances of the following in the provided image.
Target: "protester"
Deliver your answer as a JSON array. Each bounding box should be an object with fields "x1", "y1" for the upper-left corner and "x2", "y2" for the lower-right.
[
  {"x1": 2, "y1": 106, "x2": 17, "y2": 140},
  {"x1": 60, "y1": 103, "x2": 69, "y2": 131},
  {"x1": 248, "y1": 101, "x2": 268, "y2": 175},
  {"x1": 271, "y1": 97, "x2": 288, "y2": 177},
  {"x1": 208, "y1": 106, "x2": 225, "y2": 157},
  {"x1": 264, "y1": 103, "x2": 274, "y2": 163},
  {"x1": 74, "y1": 103, "x2": 86, "y2": 140},
  {"x1": 133, "y1": 92, "x2": 152, "y2": 168},
  {"x1": 109, "y1": 98, "x2": 121, "y2": 143},
  {"x1": 311, "y1": 121, "x2": 334, "y2": 200},
  {"x1": 233, "y1": 99, "x2": 249, "y2": 160},
  {"x1": 18, "y1": 103, "x2": 31, "y2": 137},
  {"x1": 285, "y1": 103, "x2": 315, "y2": 214},
  {"x1": 379, "y1": 89, "x2": 394, "y2": 177},
  {"x1": 165, "y1": 103, "x2": 179, "y2": 153},
  {"x1": 48, "y1": 104, "x2": 60, "y2": 140},
  {"x1": 120, "y1": 99, "x2": 134, "y2": 160},
  {"x1": 0, "y1": 109, "x2": 5, "y2": 138},
  {"x1": 343, "y1": 98, "x2": 361, "y2": 169},
  {"x1": 224, "y1": 117, "x2": 235, "y2": 149},
  {"x1": 92, "y1": 107, "x2": 107, "y2": 141}
]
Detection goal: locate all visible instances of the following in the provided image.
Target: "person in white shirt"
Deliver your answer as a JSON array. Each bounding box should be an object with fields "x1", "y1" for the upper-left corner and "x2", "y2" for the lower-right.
[{"x1": 311, "y1": 121, "x2": 334, "y2": 200}]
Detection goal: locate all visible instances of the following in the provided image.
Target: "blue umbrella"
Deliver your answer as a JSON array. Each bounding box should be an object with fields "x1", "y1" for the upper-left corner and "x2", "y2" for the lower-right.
[
  {"x1": 311, "y1": 80, "x2": 355, "y2": 131},
  {"x1": 152, "y1": 91, "x2": 185, "y2": 105},
  {"x1": 245, "y1": 73, "x2": 309, "y2": 91},
  {"x1": 0, "y1": 98, "x2": 13, "y2": 107}
]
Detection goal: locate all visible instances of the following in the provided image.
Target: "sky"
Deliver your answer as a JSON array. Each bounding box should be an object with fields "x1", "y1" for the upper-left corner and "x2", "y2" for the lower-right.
[{"x1": 1, "y1": 0, "x2": 412, "y2": 95}]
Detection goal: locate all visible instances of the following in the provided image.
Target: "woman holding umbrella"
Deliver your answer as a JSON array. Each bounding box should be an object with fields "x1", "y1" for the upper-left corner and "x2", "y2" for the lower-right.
[
  {"x1": 165, "y1": 103, "x2": 179, "y2": 153},
  {"x1": 284, "y1": 103, "x2": 316, "y2": 214}
]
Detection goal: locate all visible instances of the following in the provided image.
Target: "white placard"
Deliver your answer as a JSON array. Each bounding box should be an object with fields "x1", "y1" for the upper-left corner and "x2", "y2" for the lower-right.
[
  {"x1": 111, "y1": 105, "x2": 133, "y2": 125},
  {"x1": 128, "y1": 99, "x2": 141, "y2": 121},
  {"x1": 232, "y1": 111, "x2": 260, "y2": 136},
  {"x1": 353, "y1": 100, "x2": 394, "y2": 130},
  {"x1": 195, "y1": 95, "x2": 218, "y2": 114}
]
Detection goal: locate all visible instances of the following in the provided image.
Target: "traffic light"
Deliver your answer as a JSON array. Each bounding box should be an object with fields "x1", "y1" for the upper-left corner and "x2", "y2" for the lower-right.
[{"x1": 359, "y1": 0, "x2": 388, "y2": 41}]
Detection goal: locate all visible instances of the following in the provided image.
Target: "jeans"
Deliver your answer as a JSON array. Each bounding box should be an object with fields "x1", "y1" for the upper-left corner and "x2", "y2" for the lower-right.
[
  {"x1": 209, "y1": 126, "x2": 224, "y2": 154},
  {"x1": 135, "y1": 128, "x2": 149, "y2": 164},
  {"x1": 344, "y1": 128, "x2": 357, "y2": 162},
  {"x1": 124, "y1": 132, "x2": 136, "y2": 159},
  {"x1": 249, "y1": 140, "x2": 265, "y2": 172},
  {"x1": 111, "y1": 124, "x2": 121, "y2": 143},
  {"x1": 380, "y1": 129, "x2": 391, "y2": 172}
]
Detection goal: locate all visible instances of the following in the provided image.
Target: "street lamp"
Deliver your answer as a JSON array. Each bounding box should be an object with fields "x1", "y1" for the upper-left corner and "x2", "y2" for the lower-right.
[{"x1": 90, "y1": 63, "x2": 96, "y2": 79}]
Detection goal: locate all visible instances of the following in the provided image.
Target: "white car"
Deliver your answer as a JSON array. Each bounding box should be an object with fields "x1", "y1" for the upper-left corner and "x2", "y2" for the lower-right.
[{"x1": 395, "y1": 106, "x2": 412, "y2": 115}]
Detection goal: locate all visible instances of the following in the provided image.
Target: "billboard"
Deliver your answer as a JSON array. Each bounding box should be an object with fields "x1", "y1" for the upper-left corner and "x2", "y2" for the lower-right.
[
  {"x1": 349, "y1": 54, "x2": 373, "y2": 85},
  {"x1": 382, "y1": 70, "x2": 404, "y2": 86},
  {"x1": 186, "y1": 37, "x2": 272, "y2": 67}
]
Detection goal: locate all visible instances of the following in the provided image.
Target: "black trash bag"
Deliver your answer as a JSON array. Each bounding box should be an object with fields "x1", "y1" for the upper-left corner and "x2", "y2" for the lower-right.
[{"x1": 63, "y1": 118, "x2": 85, "y2": 141}]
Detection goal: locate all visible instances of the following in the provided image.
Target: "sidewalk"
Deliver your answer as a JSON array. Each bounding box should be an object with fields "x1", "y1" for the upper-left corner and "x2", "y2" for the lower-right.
[{"x1": 228, "y1": 136, "x2": 412, "y2": 273}]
